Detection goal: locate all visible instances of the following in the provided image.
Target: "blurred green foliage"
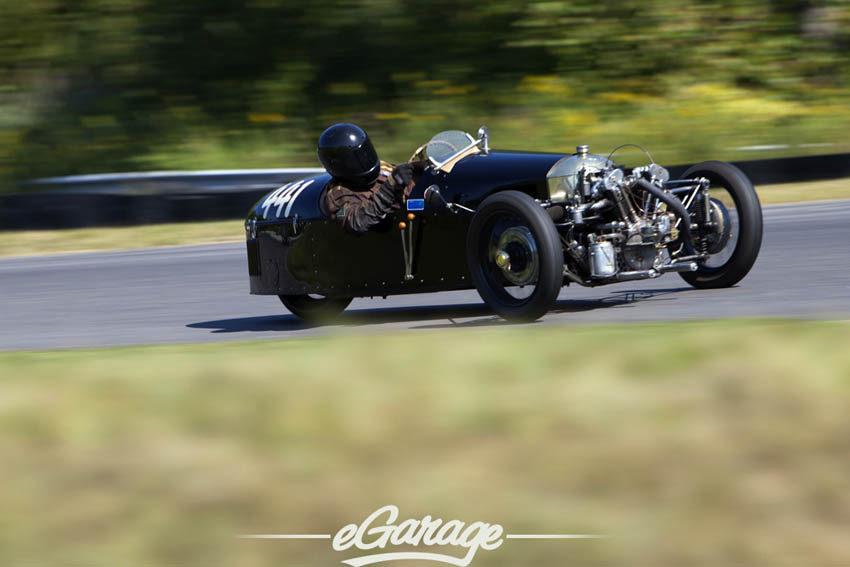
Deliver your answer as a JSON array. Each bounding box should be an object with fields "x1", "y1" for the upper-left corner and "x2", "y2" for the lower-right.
[{"x1": 1, "y1": 0, "x2": 849, "y2": 189}]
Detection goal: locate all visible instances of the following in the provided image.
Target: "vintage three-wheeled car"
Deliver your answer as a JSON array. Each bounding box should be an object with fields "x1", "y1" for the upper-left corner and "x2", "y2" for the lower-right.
[{"x1": 245, "y1": 128, "x2": 762, "y2": 321}]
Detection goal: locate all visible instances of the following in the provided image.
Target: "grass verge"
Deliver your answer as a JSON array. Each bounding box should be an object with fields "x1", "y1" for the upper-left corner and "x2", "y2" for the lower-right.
[
  {"x1": 755, "y1": 177, "x2": 850, "y2": 205},
  {"x1": 1, "y1": 179, "x2": 848, "y2": 258},
  {"x1": 1, "y1": 319, "x2": 848, "y2": 566},
  {"x1": 0, "y1": 219, "x2": 243, "y2": 258}
]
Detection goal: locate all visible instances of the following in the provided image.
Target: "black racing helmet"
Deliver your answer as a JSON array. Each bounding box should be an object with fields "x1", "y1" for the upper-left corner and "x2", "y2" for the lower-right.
[{"x1": 317, "y1": 123, "x2": 381, "y2": 189}]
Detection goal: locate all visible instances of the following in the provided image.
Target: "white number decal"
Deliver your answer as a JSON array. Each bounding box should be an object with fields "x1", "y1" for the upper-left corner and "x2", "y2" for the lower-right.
[
  {"x1": 259, "y1": 178, "x2": 315, "y2": 218},
  {"x1": 284, "y1": 179, "x2": 314, "y2": 218}
]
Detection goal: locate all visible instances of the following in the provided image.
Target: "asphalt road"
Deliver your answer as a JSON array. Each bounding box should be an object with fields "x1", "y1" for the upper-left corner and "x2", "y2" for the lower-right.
[{"x1": 1, "y1": 200, "x2": 848, "y2": 351}]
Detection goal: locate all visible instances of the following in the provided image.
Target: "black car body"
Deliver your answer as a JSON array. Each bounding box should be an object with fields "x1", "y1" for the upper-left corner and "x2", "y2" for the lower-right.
[
  {"x1": 246, "y1": 151, "x2": 562, "y2": 297},
  {"x1": 245, "y1": 128, "x2": 762, "y2": 322}
]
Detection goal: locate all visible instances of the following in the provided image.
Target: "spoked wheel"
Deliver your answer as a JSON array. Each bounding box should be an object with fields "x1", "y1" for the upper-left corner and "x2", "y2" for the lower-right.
[
  {"x1": 467, "y1": 191, "x2": 563, "y2": 321},
  {"x1": 278, "y1": 294, "x2": 352, "y2": 323},
  {"x1": 678, "y1": 161, "x2": 763, "y2": 288}
]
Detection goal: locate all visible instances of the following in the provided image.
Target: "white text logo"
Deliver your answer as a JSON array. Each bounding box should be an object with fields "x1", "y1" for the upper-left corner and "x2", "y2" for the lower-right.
[{"x1": 239, "y1": 504, "x2": 602, "y2": 566}]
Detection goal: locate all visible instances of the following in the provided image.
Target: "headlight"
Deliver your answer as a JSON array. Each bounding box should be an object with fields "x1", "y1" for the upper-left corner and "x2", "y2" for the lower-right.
[
  {"x1": 603, "y1": 168, "x2": 624, "y2": 191},
  {"x1": 648, "y1": 163, "x2": 670, "y2": 183}
]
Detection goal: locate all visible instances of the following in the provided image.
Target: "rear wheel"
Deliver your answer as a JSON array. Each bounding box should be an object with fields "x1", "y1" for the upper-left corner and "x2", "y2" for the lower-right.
[
  {"x1": 678, "y1": 161, "x2": 762, "y2": 288},
  {"x1": 278, "y1": 294, "x2": 352, "y2": 322},
  {"x1": 467, "y1": 191, "x2": 563, "y2": 321}
]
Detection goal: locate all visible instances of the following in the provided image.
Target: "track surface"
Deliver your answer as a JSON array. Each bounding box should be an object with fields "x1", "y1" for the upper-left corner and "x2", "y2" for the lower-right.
[{"x1": 1, "y1": 200, "x2": 848, "y2": 351}]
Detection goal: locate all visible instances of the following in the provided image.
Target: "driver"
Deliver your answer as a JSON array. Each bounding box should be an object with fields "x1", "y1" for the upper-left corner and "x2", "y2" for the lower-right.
[{"x1": 318, "y1": 123, "x2": 416, "y2": 233}]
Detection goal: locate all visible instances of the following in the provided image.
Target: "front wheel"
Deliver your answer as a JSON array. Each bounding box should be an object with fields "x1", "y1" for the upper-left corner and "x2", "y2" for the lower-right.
[
  {"x1": 678, "y1": 161, "x2": 763, "y2": 289},
  {"x1": 467, "y1": 191, "x2": 563, "y2": 322},
  {"x1": 278, "y1": 294, "x2": 352, "y2": 323}
]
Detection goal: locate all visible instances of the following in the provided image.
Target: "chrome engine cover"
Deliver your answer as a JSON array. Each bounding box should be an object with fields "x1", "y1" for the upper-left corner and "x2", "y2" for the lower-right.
[{"x1": 546, "y1": 145, "x2": 614, "y2": 201}]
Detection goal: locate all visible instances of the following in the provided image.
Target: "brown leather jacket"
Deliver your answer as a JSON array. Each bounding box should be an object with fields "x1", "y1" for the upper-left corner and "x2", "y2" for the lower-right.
[{"x1": 322, "y1": 160, "x2": 413, "y2": 233}]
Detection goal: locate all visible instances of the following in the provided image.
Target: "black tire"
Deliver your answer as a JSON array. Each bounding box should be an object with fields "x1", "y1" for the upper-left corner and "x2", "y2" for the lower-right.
[
  {"x1": 278, "y1": 294, "x2": 352, "y2": 323},
  {"x1": 678, "y1": 161, "x2": 762, "y2": 288},
  {"x1": 466, "y1": 191, "x2": 563, "y2": 321}
]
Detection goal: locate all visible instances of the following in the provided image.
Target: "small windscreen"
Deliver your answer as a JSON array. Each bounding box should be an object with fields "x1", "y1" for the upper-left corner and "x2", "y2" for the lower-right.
[{"x1": 425, "y1": 130, "x2": 474, "y2": 164}]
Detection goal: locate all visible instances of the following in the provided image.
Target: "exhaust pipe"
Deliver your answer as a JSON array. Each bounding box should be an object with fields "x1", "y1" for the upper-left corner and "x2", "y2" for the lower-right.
[
  {"x1": 634, "y1": 179, "x2": 694, "y2": 246},
  {"x1": 656, "y1": 262, "x2": 698, "y2": 274}
]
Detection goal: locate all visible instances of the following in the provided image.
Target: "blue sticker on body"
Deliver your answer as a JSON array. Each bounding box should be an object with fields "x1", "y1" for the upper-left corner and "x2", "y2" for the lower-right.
[{"x1": 406, "y1": 199, "x2": 425, "y2": 211}]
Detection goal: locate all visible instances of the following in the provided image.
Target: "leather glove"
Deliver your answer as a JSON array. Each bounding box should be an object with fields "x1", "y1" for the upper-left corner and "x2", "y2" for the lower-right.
[{"x1": 389, "y1": 163, "x2": 415, "y2": 193}]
